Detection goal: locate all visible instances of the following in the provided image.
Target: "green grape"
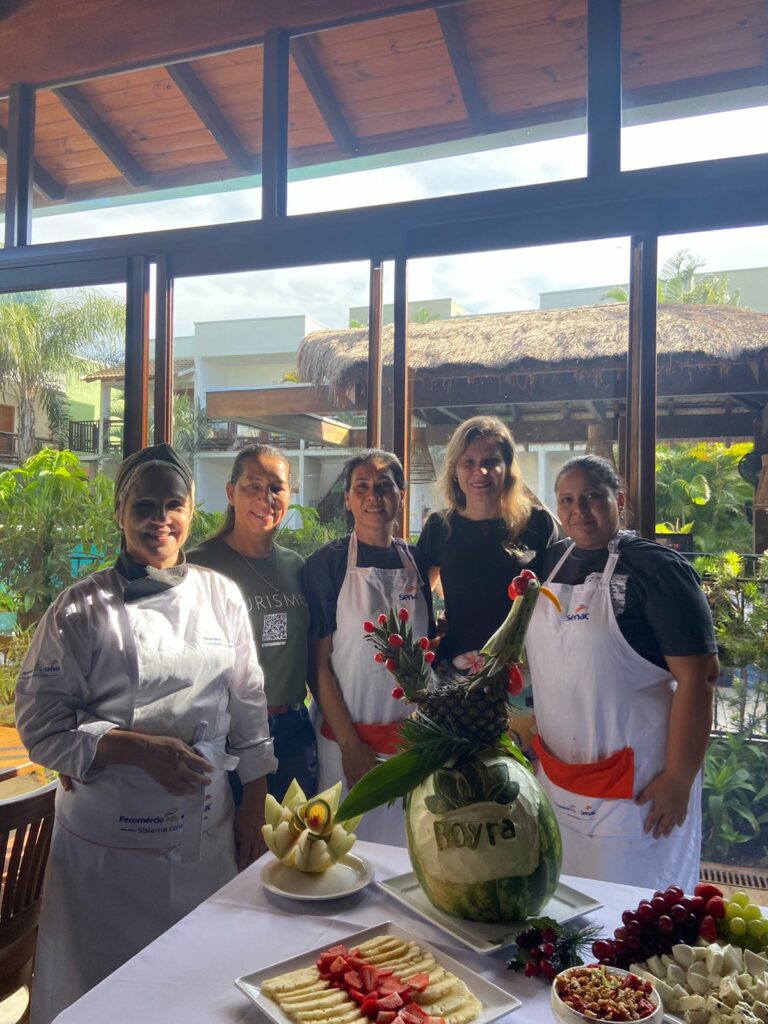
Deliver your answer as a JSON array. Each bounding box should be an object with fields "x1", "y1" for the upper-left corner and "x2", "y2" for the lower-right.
[
  {"x1": 730, "y1": 892, "x2": 750, "y2": 908},
  {"x1": 747, "y1": 918, "x2": 767, "y2": 939},
  {"x1": 725, "y1": 902, "x2": 742, "y2": 919},
  {"x1": 743, "y1": 904, "x2": 762, "y2": 921},
  {"x1": 729, "y1": 916, "x2": 748, "y2": 936}
]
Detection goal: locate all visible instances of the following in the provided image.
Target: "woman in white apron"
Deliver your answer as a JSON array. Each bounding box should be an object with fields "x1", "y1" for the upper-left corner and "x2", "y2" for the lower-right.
[
  {"x1": 525, "y1": 454, "x2": 719, "y2": 892},
  {"x1": 305, "y1": 450, "x2": 433, "y2": 844},
  {"x1": 15, "y1": 444, "x2": 276, "y2": 1024}
]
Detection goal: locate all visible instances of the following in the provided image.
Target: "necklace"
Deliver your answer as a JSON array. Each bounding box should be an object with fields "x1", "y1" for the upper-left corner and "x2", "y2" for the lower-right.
[{"x1": 236, "y1": 548, "x2": 280, "y2": 593}]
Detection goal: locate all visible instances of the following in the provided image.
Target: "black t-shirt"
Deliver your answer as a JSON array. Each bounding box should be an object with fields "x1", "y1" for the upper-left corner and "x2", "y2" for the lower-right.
[
  {"x1": 416, "y1": 506, "x2": 560, "y2": 664},
  {"x1": 539, "y1": 534, "x2": 717, "y2": 669},
  {"x1": 303, "y1": 535, "x2": 435, "y2": 640}
]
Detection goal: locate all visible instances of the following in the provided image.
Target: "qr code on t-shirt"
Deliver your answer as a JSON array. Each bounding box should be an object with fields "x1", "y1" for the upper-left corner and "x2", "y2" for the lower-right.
[{"x1": 262, "y1": 612, "x2": 288, "y2": 647}]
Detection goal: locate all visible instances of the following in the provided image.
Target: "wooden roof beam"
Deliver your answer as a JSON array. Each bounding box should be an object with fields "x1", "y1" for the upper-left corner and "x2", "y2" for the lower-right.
[
  {"x1": 0, "y1": 123, "x2": 65, "y2": 202},
  {"x1": 290, "y1": 36, "x2": 356, "y2": 156},
  {"x1": 435, "y1": 5, "x2": 488, "y2": 135},
  {"x1": 53, "y1": 84, "x2": 150, "y2": 187},
  {"x1": 166, "y1": 63, "x2": 256, "y2": 172}
]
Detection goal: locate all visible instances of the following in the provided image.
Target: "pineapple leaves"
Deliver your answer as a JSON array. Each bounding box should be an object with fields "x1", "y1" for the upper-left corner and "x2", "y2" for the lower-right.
[
  {"x1": 335, "y1": 744, "x2": 454, "y2": 822},
  {"x1": 497, "y1": 732, "x2": 533, "y2": 771}
]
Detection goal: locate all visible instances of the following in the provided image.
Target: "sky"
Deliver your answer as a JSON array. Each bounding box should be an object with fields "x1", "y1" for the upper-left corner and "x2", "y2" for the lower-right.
[{"x1": 23, "y1": 103, "x2": 768, "y2": 337}]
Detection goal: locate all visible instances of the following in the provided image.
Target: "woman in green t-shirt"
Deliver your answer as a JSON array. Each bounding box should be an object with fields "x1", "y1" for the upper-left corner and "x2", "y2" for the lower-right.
[{"x1": 188, "y1": 444, "x2": 315, "y2": 801}]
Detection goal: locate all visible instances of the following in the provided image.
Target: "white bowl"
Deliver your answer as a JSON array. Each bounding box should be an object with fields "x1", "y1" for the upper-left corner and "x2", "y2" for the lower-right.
[{"x1": 550, "y1": 964, "x2": 664, "y2": 1024}]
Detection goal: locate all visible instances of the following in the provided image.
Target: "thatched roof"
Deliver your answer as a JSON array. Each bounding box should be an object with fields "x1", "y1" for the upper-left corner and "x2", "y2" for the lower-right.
[{"x1": 297, "y1": 303, "x2": 768, "y2": 400}]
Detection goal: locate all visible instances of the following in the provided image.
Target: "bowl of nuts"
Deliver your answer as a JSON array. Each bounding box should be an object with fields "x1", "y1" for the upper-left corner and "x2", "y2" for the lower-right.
[{"x1": 550, "y1": 964, "x2": 663, "y2": 1023}]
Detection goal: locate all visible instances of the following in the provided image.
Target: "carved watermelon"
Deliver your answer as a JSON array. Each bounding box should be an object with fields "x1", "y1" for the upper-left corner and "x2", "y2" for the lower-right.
[{"x1": 405, "y1": 751, "x2": 562, "y2": 923}]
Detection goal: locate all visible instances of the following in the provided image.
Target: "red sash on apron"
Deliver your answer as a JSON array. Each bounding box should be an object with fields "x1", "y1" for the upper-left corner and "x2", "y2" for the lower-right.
[
  {"x1": 320, "y1": 719, "x2": 402, "y2": 755},
  {"x1": 532, "y1": 734, "x2": 634, "y2": 800}
]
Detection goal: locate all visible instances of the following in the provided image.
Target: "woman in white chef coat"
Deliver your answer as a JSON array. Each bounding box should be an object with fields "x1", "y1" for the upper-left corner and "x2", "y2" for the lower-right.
[
  {"x1": 304, "y1": 449, "x2": 434, "y2": 844},
  {"x1": 15, "y1": 443, "x2": 276, "y2": 1024},
  {"x1": 525, "y1": 454, "x2": 719, "y2": 891}
]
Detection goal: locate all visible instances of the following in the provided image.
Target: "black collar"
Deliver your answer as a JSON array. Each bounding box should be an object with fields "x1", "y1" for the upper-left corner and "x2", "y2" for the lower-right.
[{"x1": 116, "y1": 550, "x2": 189, "y2": 601}]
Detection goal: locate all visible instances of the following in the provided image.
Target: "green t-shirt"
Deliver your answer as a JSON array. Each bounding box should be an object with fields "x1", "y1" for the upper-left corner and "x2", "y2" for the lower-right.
[{"x1": 187, "y1": 536, "x2": 310, "y2": 706}]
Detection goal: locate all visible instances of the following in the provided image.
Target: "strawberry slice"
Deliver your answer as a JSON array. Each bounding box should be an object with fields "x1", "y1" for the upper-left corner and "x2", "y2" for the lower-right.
[
  {"x1": 347, "y1": 956, "x2": 368, "y2": 971},
  {"x1": 329, "y1": 956, "x2": 348, "y2": 975},
  {"x1": 344, "y1": 970, "x2": 362, "y2": 990},
  {"x1": 397, "y1": 1011, "x2": 424, "y2": 1024},
  {"x1": 379, "y1": 978, "x2": 411, "y2": 996},
  {"x1": 348, "y1": 989, "x2": 367, "y2": 1005},
  {"x1": 376, "y1": 1014, "x2": 397, "y2": 1024},
  {"x1": 420, "y1": 1016, "x2": 446, "y2": 1024},
  {"x1": 326, "y1": 945, "x2": 349, "y2": 957},
  {"x1": 405, "y1": 975, "x2": 430, "y2": 994},
  {"x1": 375, "y1": 993, "x2": 404, "y2": 1011},
  {"x1": 360, "y1": 995, "x2": 380, "y2": 1019},
  {"x1": 403, "y1": 1004, "x2": 428, "y2": 1019},
  {"x1": 360, "y1": 964, "x2": 379, "y2": 993}
]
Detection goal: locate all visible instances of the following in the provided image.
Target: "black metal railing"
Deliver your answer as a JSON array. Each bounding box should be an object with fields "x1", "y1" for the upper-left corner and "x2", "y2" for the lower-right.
[
  {"x1": 68, "y1": 420, "x2": 99, "y2": 453},
  {"x1": 0, "y1": 433, "x2": 59, "y2": 464}
]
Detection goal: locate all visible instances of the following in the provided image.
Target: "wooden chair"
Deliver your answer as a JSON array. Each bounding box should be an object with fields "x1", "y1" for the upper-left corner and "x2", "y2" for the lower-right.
[{"x1": 0, "y1": 766, "x2": 56, "y2": 1024}]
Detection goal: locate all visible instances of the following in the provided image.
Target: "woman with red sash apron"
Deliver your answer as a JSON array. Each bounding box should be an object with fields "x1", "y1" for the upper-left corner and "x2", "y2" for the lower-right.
[
  {"x1": 306, "y1": 451, "x2": 432, "y2": 844},
  {"x1": 525, "y1": 455, "x2": 718, "y2": 892}
]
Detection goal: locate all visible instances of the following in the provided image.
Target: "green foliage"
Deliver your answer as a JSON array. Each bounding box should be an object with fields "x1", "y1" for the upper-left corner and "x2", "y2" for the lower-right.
[
  {"x1": 276, "y1": 505, "x2": 348, "y2": 559},
  {"x1": 602, "y1": 249, "x2": 740, "y2": 307},
  {"x1": 185, "y1": 508, "x2": 225, "y2": 550},
  {"x1": 655, "y1": 441, "x2": 753, "y2": 551},
  {"x1": 0, "y1": 628, "x2": 36, "y2": 705},
  {"x1": 169, "y1": 394, "x2": 214, "y2": 462},
  {"x1": 0, "y1": 289, "x2": 125, "y2": 463},
  {"x1": 0, "y1": 449, "x2": 121, "y2": 629},
  {"x1": 702, "y1": 734, "x2": 768, "y2": 865}
]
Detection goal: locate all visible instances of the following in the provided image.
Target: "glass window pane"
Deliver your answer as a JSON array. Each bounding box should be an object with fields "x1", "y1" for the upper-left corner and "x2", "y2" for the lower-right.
[
  {"x1": 29, "y1": 52, "x2": 263, "y2": 243},
  {"x1": 288, "y1": 1, "x2": 587, "y2": 215},
  {"x1": 622, "y1": 1, "x2": 768, "y2": 169}
]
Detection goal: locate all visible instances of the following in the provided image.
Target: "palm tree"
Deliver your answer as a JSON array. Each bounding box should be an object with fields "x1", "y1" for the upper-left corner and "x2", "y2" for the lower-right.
[
  {"x1": 0, "y1": 289, "x2": 125, "y2": 463},
  {"x1": 602, "y1": 249, "x2": 740, "y2": 306}
]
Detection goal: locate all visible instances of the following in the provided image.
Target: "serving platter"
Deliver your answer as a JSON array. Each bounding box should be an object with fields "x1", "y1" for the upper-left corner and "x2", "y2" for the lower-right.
[
  {"x1": 377, "y1": 873, "x2": 602, "y2": 955},
  {"x1": 235, "y1": 920, "x2": 521, "y2": 1024},
  {"x1": 261, "y1": 853, "x2": 374, "y2": 901}
]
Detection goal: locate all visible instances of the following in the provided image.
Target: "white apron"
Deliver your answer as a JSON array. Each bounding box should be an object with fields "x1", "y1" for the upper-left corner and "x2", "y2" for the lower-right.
[
  {"x1": 314, "y1": 534, "x2": 429, "y2": 845},
  {"x1": 525, "y1": 537, "x2": 701, "y2": 892}
]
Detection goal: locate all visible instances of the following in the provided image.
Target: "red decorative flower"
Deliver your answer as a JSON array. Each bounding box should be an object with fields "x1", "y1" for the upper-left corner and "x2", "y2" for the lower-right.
[
  {"x1": 391, "y1": 686, "x2": 404, "y2": 699},
  {"x1": 508, "y1": 576, "x2": 527, "y2": 599},
  {"x1": 377, "y1": 613, "x2": 388, "y2": 626},
  {"x1": 507, "y1": 663, "x2": 524, "y2": 697},
  {"x1": 363, "y1": 620, "x2": 375, "y2": 633},
  {"x1": 373, "y1": 652, "x2": 385, "y2": 663},
  {"x1": 398, "y1": 608, "x2": 410, "y2": 622},
  {"x1": 385, "y1": 657, "x2": 397, "y2": 672},
  {"x1": 417, "y1": 636, "x2": 429, "y2": 650},
  {"x1": 520, "y1": 568, "x2": 537, "y2": 580},
  {"x1": 423, "y1": 650, "x2": 435, "y2": 664},
  {"x1": 388, "y1": 634, "x2": 404, "y2": 648}
]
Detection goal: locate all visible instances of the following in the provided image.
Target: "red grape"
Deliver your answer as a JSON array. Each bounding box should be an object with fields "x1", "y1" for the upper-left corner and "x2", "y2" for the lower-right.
[
  {"x1": 650, "y1": 896, "x2": 667, "y2": 915},
  {"x1": 621, "y1": 910, "x2": 637, "y2": 926},
  {"x1": 539, "y1": 960, "x2": 557, "y2": 981},
  {"x1": 626, "y1": 920, "x2": 643, "y2": 938},
  {"x1": 541, "y1": 943, "x2": 555, "y2": 957},
  {"x1": 592, "y1": 939, "x2": 614, "y2": 961},
  {"x1": 665, "y1": 886, "x2": 684, "y2": 903},
  {"x1": 657, "y1": 915, "x2": 674, "y2": 934},
  {"x1": 689, "y1": 896, "x2": 706, "y2": 917},
  {"x1": 670, "y1": 903, "x2": 688, "y2": 924},
  {"x1": 636, "y1": 902, "x2": 655, "y2": 924},
  {"x1": 613, "y1": 927, "x2": 627, "y2": 941}
]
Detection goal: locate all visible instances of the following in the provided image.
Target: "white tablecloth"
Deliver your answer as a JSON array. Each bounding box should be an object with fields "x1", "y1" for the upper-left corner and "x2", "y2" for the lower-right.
[{"x1": 52, "y1": 842, "x2": 653, "y2": 1024}]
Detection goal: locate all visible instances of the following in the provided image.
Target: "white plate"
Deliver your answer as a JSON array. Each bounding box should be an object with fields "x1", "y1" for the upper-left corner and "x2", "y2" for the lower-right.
[
  {"x1": 377, "y1": 872, "x2": 603, "y2": 955},
  {"x1": 235, "y1": 920, "x2": 521, "y2": 1024},
  {"x1": 261, "y1": 853, "x2": 374, "y2": 901}
]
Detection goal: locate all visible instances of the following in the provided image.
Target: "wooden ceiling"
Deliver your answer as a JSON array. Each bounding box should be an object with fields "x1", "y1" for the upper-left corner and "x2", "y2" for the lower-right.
[{"x1": 0, "y1": 0, "x2": 766, "y2": 207}]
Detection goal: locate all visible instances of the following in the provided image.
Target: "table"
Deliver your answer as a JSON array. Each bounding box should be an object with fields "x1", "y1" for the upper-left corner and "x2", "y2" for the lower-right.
[{"x1": 53, "y1": 842, "x2": 654, "y2": 1024}]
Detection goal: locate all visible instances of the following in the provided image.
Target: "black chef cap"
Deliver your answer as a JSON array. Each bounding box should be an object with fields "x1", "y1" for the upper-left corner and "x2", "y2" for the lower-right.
[{"x1": 113, "y1": 443, "x2": 194, "y2": 512}]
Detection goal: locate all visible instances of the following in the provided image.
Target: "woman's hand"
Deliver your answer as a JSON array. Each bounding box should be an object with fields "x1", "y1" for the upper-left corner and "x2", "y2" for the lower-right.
[
  {"x1": 93, "y1": 730, "x2": 213, "y2": 795},
  {"x1": 340, "y1": 736, "x2": 377, "y2": 787},
  {"x1": 235, "y1": 777, "x2": 268, "y2": 870},
  {"x1": 636, "y1": 771, "x2": 690, "y2": 838}
]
